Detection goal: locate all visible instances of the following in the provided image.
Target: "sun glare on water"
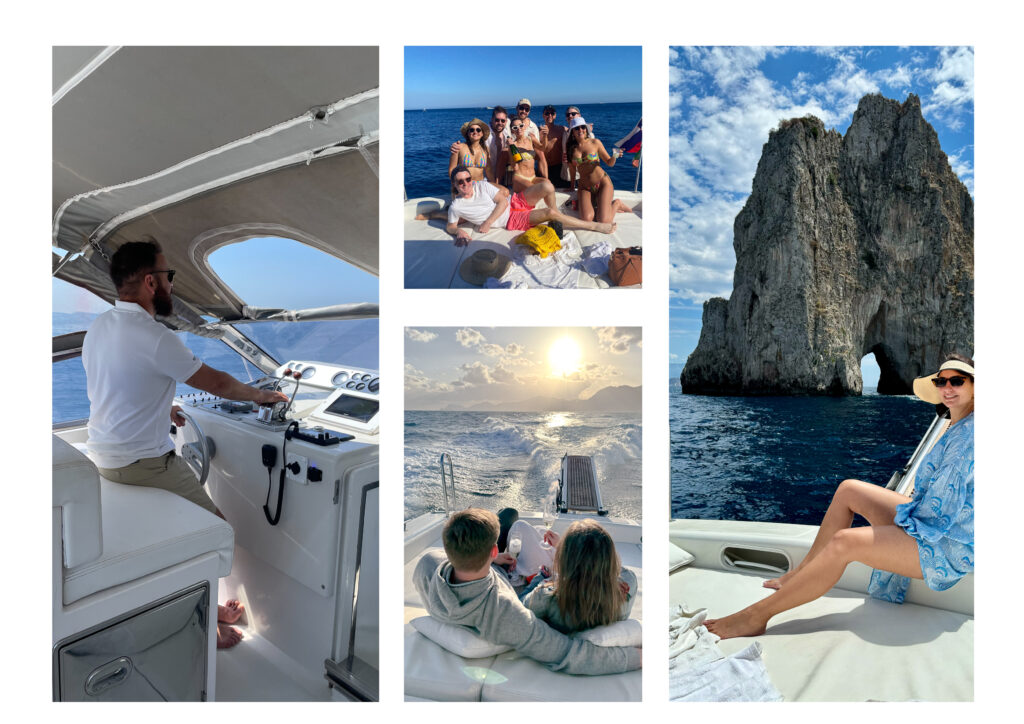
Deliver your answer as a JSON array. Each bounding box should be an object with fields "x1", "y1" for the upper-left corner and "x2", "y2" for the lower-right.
[{"x1": 548, "y1": 336, "x2": 582, "y2": 377}]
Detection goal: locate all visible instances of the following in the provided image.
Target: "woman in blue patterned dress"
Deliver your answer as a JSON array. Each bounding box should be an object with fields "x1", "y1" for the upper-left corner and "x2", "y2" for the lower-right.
[{"x1": 707, "y1": 355, "x2": 975, "y2": 639}]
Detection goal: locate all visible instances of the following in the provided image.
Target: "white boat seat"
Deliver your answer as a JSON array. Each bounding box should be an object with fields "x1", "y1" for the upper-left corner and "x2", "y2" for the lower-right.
[
  {"x1": 54, "y1": 436, "x2": 234, "y2": 606},
  {"x1": 52, "y1": 436, "x2": 102, "y2": 569}
]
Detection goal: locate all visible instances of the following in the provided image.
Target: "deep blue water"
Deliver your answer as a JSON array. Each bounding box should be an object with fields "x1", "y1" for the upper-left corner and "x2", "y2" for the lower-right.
[
  {"x1": 405, "y1": 410, "x2": 641, "y2": 522},
  {"x1": 669, "y1": 377, "x2": 934, "y2": 525},
  {"x1": 405, "y1": 102, "x2": 643, "y2": 199}
]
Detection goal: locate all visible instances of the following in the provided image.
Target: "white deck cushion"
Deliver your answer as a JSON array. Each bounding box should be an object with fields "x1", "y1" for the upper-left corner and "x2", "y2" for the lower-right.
[
  {"x1": 52, "y1": 436, "x2": 103, "y2": 568},
  {"x1": 404, "y1": 620, "x2": 495, "y2": 701},
  {"x1": 404, "y1": 191, "x2": 642, "y2": 289},
  {"x1": 669, "y1": 541, "x2": 695, "y2": 573},
  {"x1": 575, "y1": 618, "x2": 642, "y2": 647},
  {"x1": 481, "y1": 653, "x2": 642, "y2": 702},
  {"x1": 63, "y1": 478, "x2": 234, "y2": 605},
  {"x1": 410, "y1": 616, "x2": 512, "y2": 658}
]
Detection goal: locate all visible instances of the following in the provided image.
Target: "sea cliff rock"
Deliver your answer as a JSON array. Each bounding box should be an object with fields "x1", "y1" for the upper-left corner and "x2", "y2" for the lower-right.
[{"x1": 681, "y1": 94, "x2": 974, "y2": 396}]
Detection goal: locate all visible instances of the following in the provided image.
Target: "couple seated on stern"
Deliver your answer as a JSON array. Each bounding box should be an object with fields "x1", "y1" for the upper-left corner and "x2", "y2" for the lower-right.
[
  {"x1": 414, "y1": 507, "x2": 641, "y2": 675},
  {"x1": 417, "y1": 102, "x2": 628, "y2": 245}
]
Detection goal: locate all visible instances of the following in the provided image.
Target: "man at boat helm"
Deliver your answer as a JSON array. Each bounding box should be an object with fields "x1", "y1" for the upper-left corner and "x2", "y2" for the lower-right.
[
  {"x1": 82, "y1": 239, "x2": 288, "y2": 649},
  {"x1": 446, "y1": 165, "x2": 617, "y2": 245}
]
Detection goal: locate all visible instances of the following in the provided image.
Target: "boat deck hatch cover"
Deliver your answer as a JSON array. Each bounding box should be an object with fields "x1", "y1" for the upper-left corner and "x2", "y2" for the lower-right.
[{"x1": 559, "y1": 455, "x2": 607, "y2": 515}]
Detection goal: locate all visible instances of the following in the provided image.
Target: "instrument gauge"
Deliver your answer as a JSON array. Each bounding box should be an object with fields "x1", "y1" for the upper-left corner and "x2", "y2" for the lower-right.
[{"x1": 332, "y1": 371, "x2": 350, "y2": 386}]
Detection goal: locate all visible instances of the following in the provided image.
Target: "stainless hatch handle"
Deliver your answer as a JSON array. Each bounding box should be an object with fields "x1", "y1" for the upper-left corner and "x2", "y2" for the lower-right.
[{"x1": 84, "y1": 657, "x2": 133, "y2": 697}]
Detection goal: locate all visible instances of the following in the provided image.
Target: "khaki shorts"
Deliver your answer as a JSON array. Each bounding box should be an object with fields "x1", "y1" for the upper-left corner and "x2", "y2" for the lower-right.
[{"x1": 98, "y1": 451, "x2": 218, "y2": 514}]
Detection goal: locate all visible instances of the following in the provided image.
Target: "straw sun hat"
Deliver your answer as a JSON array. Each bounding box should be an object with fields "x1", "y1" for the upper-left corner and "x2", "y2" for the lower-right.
[
  {"x1": 461, "y1": 119, "x2": 490, "y2": 143},
  {"x1": 912, "y1": 359, "x2": 975, "y2": 404},
  {"x1": 459, "y1": 249, "x2": 512, "y2": 286}
]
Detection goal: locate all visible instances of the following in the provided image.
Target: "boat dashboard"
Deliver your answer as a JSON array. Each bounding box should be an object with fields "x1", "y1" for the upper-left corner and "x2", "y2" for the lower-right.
[{"x1": 177, "y1": 361, "x2": 379, "y2": 443}]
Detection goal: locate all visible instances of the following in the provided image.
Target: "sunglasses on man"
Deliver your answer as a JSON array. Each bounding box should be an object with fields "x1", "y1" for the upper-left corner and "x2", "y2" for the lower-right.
[{"x1": 150, "y1": 269, "x2": 176, "y2": 283}]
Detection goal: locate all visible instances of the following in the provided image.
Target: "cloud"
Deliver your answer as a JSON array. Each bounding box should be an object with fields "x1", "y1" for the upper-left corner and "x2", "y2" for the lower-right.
[
  {"x1": 669, "y1": 46, "x2": 973, "y2": 306},
  {"x1": 596, "y1": 327, "x2": 641, "y2": 354},
  {"x1": 455, "y1": 327, "x2": 485, "y2": 348},
  {"x1": 405, "y1": 328, "x2": 437, "y2": 343},
  {"x1": 479, "y1": 343, "x2": 505, "y2": 357},
  {"x1": 505, "y1": 342, "x2": 524, "y2": 356},
  {"x1": 405, "y1": 362, "x2": 452, "y2": 393},
  {"x1": 458, "y1": 361, "x2": 494, "y2": 385}
]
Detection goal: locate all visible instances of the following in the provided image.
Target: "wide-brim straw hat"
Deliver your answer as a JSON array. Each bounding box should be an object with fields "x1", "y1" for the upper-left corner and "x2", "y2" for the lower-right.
[
  {"x1": 459, "y1": 249, "x2": 512, "y2": 286},
  {"x1": 912, "y1": 359, "x2": 976, "y2": 404},
  {"x1": 461, "y1": 118, "x2": 491, "y2": 143}
]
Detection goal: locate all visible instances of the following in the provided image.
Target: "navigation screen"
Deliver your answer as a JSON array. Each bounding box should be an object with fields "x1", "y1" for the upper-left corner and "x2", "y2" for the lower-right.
[{"x1": 324, "y1": 394, "x2": 379, "y2": 424}]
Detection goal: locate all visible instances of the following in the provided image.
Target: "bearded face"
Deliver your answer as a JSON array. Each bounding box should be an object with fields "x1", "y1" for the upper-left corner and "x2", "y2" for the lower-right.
[{"x1": 153, "y1": 283, "x2": 174, "y2": 316}]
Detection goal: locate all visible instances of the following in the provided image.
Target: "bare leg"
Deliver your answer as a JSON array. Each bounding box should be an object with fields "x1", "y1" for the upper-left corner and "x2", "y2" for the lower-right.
[
  {"x1": 217, "y1": 624, "x2": 243, "y2": 649},
  {"x1": 414, "y1": 209, "x2": 447, "y2": 221},
  {"x1": 707, "y1": 525, "x2": 923, "y2": 639},
  {"x1": 595, "y1": 177, "x2": 616, "y2": 223},
  {"x1": 764, "y1": 480, "x2": 910, "y2": 589},
  {"x1": 577, "y1": 188, "x2": 595, "y2": 221},
  {"x1": 521, "y1": 179, "x2": 556, "y2": 210},
  {"x1": 613, "y1": 198, "x2": 631, "y2": 213},
  {"x1": 528, "y1": 207, "x2": 616, "y2": 234}
]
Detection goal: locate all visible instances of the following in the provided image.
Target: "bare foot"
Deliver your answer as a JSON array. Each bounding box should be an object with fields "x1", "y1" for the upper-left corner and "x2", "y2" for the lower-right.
[
  {"x1": 704, "y1": 610, "x2": 768, "y2": 640},
  {"x1": 596, "y1": 221, "x2": 617, "y2": 234},
  {"x1": 613, "y1": 199, "x2": 631, "y2": 213},
  {"x1": 762, "y1": 569, "x2": 796, "y2": 590},
  {"x1": 415, "y1": 213, "x2": 428, "y2": 220},
  {"x1": 218, "y1": 600, "x2": 245, "y2": 624},
  {"x1": 217, "y1": 624, "x2": 243, "y2": 649}
]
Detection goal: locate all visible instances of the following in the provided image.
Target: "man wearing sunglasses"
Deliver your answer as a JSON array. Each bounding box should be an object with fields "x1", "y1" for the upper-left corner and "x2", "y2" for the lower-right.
[
  {"x1": 446, "y1": 165, "x2": 617, "y2": 246},
  {"x1": 83, "y1": 240, "x2": 287, "y2": 518},
  {"x1": 507, "y1": 98, "x2": 540, "y2": 141}
]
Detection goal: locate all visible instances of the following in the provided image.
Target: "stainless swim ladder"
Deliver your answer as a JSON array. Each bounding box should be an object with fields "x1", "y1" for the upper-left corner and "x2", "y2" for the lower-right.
[{"x1": 439, "y1": 452, "x2": 456, "y2": 515}]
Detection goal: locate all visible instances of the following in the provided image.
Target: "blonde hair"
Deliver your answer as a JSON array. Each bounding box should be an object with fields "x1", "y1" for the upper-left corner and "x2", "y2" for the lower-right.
[
  {"x1": 442, "y1": 508, "x2": 499, "y2": 571},
  {"x1": 552, "y1": 519, "x2": 625, "y2": 630}
]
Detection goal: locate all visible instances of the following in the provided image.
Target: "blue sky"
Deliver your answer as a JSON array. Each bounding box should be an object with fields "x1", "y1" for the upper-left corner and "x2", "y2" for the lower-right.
[
  {"x1": 405, "y1": 47, "x2": 641, "y2": 110},
  {"x1": 52, "y1": 237, "x2": 377, "y2": 317},
  {"x1": 668, "y1": 47, "x2": 975, "y2": 385},
  {"x1": 405, "y1": 327, "x2": 641, "y2": 409}
]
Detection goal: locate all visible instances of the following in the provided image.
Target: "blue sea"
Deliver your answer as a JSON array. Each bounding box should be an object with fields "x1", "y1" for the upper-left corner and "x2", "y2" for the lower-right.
[
  {"x1": 404, "y1": 102, "x2": 643, "y2": 199},
  {"x1": 405, "y1": 410, "x2": 642, "y2": 522},
  {"x1": 669, "y1": 376, "x2": 933, "y2": 526}
]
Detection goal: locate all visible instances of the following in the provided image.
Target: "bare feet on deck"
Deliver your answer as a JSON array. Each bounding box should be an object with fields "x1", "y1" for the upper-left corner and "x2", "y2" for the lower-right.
[
  {"x1": 704, "y1": 610, "x2": 768, "y2": 640},
  {"x1": 217, "y1": 624, "x2": 243, "y2": 649},
  {"x1": 597, "y1": 221, "x2": 617, "y2": 234},
  {"x1": 762, "y1": 570, "x2": 796, "y2": 590},
  {"x1": 218, "y1": 599, "x2": 245, "y2": 624},
  {"x1": 613, "y1": 199, "x2": 631, "y2": 213},
  {"x1": 414, "y1": 213, "x2": 428, "y2": 220}
]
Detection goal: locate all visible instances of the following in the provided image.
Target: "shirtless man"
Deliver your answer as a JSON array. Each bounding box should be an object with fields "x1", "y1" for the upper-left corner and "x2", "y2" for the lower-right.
[{"x1": 539, "y1": 105, "x2": 569, "y2": 188}]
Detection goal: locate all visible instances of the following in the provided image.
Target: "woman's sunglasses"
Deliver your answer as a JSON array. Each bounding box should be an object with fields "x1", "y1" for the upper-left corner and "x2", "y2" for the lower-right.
[
  {"x1": 468, "y1": 127, "x2": 483, "y2": 133},
  {"x1": 510, "y1": 124, "x2": 523, "y2": 130},
  {"x1": 931, "y1": 376, "x2": 969, "y2": 388}
]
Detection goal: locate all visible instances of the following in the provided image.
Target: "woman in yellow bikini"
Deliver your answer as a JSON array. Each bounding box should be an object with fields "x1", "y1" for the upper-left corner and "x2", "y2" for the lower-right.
[
  {"x1": 505, "y1": 118, "x2": 548, "y2": 194},
  {"x1": 449, "y1": 118, "x2": 492, "y2": 183},
  {"x1": 566, "y1": 116, "x2": 629, "y2": 224}
]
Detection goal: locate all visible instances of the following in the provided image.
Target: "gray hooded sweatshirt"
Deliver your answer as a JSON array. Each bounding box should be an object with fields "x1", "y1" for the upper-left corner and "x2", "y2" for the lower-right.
[{"x1": 414, "y1": 550, "x2": 642, "y2": 675}]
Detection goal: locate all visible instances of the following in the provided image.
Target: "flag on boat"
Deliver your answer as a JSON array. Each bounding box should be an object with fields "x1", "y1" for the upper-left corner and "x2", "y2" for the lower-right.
[{"x1": 614, "y1": 118, "x2": 642, "y2": 166}]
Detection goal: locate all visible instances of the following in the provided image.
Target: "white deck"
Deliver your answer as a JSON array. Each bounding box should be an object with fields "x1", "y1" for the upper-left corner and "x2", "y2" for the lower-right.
[
  {"x1": 404, "y1": 513, "x2": 642, "y2": 701},
  {"x1": 669, "y1": 519, "x2": 973, "y2": 701},
  {"x1": 404, "y1": 191, "x2": 642, "y2": 289}
]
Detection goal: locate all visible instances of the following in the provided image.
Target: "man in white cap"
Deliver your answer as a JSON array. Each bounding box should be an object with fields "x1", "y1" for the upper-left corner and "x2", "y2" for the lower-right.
[{"x1": 505, "y1": 98, "x2": 540, "y2": 141}]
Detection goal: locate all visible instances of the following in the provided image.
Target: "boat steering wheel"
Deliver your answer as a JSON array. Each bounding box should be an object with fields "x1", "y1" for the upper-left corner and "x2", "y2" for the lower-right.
[{"x1": 174, "y1": 409, "x2": 216, "y2": 486}]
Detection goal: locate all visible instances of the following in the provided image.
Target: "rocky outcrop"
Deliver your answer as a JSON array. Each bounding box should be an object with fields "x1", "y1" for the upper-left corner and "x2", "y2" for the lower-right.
[{"x1": 681, "y1": 94, "x2": 974, "y2": 396}]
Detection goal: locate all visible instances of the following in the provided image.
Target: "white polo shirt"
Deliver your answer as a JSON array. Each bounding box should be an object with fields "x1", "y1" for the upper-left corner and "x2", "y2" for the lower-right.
[
  {"x1": 448, "y1": 181, "x2": 510, "y2": 229},
  {"x1": 83, "y1": 301, "x2": 203, "y2": 469}
]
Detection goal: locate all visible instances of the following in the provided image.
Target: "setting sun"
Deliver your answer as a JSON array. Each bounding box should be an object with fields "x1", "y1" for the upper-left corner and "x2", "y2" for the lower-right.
[{"x1": 548, "y1": 336, "x2": 582, "y2": 377}]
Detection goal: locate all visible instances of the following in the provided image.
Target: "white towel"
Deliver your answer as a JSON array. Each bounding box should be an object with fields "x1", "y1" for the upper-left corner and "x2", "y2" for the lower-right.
[
  {"x1": 668, "y1": 604, "x2": 783, "y2": 702},
  {"x1": 582, "y1": 241, "x2": 612, "y2": 276},
  {"x1": 669, "y1": 643, "x2": 783, "y2": 702}
]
